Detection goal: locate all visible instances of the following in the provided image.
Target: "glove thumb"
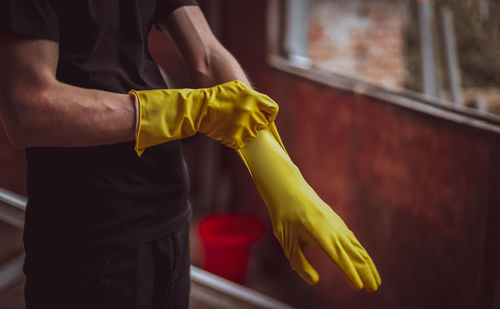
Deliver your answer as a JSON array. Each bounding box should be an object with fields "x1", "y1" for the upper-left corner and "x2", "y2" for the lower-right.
[{"x1": 290, "y1": 247, "x2": 319, "y2": 285}]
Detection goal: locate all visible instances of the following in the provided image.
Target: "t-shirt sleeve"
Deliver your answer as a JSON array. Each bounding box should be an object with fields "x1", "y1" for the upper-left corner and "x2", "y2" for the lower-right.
[
  {"x1": 0, "y1": 0, "x2": 59, "y2": 43},
  {"x1": 154, "y1": 0, "x2": 199, "y2": 28}
]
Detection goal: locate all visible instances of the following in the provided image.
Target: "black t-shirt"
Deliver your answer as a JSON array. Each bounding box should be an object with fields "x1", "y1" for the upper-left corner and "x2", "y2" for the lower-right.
[{"x1": 0, "y1": 0, "x2": 197, "y2": 256}]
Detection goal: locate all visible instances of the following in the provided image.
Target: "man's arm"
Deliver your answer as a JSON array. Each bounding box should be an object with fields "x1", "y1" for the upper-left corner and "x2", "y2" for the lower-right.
[
  {"x1": 158, "y1": 6, "x2": 250, "y2": 88},
  {"x1": 160, "y1": 7, "x2": 381, "y2": 291},
  {"x1": 0, "y1": 34, "x2": 136, "y2": 149}
]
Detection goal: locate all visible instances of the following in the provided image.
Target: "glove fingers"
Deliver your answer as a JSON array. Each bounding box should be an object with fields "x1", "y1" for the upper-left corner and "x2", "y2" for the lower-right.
[
  {"x1": 364, "y1": 254, "x2": 382, "y2": 289},
  {"x1": 237, "y1": 124, "x2": 258, "y2": 148},
  {"x1": 234, "y1": 80, "x2": 278, "y2": 123},
  {"x1": 368, "y1": 256, "x2": 381, "y2": 287},
  {"x1": 337, "y1": 247, "x2": 364, "y2": 290},
  {"x1": 319, "y1": 239, "x2": 364, "y2": 290},
  {"x1": 229, "y1": 112, "x2": 269, "y2": 148},
  {"x1": 341, "y1": 235, "x2": 381, "y2": 292},
  {"x1": 350, "y1": 237, "x2": 382, "y2": 287},
  {"x1": 259, "y1": 94, "x2": 279, "y2": 123},
  {"x1": 290, "y1": 246, "x2": 319, "y2": 285},
  {"x1": 345, "y1": 246, "x2": 378, "y2": 292},
  {"x1": 251, "y1": 106, "x2": 271, "y2": 131}
]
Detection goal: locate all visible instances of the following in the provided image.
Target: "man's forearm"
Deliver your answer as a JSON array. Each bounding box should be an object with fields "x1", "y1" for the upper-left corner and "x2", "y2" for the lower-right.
[
  {"x1": 159, "y1": 6, "x2": 250, "y2": 89},
  {"x1": 190, "y1": 45, "x2": 251, "y2": 88},
  {"x1": 0, "y1": 34, "x2": 137, "y2": 149},
  {"x1": 3, "y1": 80, "x2": 136, "y2": 149}
]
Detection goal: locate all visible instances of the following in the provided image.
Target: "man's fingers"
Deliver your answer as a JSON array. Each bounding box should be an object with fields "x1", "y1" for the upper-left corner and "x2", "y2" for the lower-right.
[
  {"x1": 289, "y1": 247, "x2": 319, "y2": 285},
  {"x1": 259, "y1": 94, "x2": 279, "y2": 122}
]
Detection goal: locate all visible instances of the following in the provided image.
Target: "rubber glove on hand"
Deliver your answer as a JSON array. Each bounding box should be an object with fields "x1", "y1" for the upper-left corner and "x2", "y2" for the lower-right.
[
  {"x1": 238, "y1": 124, "x2": 381, "y2": 292},
  {"x1": 129, "y1": 80, "x2": 278, "y2": 156}
]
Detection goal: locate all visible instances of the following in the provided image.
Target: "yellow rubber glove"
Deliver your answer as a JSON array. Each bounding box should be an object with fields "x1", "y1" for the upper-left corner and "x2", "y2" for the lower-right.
[
  {"x1": 129, "y1": 80, "x2": 278, "y2": 156},
  {"x1": 238, "y1": 124, "x2": 381, "y2": 292}
]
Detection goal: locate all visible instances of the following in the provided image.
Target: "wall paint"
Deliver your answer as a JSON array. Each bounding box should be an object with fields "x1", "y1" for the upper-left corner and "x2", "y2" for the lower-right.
[
  {"x1": 0, "y1": 1, "x2": 497, "y2": 308},
  {"x1": 215, "y1": 1, "x2": 500, "y2": 308}
]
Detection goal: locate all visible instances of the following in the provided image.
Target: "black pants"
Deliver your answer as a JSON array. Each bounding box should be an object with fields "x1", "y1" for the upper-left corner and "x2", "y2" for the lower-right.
[{"x1": 24, "y1": 225, "x2": 191, "y2": 309}]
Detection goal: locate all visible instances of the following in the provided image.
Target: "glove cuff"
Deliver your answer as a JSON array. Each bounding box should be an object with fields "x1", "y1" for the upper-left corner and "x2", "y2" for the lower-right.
[
  {"x1": 129, "y1": 91, "x2": 140, "y2": 136},
  {"x1": 129, "y1": 88, "x2": 207, "y2": 157}
]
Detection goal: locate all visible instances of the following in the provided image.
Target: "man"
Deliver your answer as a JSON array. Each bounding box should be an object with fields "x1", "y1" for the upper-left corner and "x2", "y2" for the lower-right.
[
  {"x1": 0, "y1": 0, "x2": 381, "y2": 308},
  {"x1": 0, "y1": 0, "x2": 277, "y2": 308}
]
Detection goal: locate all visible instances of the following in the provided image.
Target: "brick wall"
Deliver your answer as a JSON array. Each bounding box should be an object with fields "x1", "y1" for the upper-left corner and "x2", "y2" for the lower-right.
[{"x1": 308, "y1": 0, "x2": 406, "y2": 90}]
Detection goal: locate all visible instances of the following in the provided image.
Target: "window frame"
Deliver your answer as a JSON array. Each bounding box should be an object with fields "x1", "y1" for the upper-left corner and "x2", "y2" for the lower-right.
[{"x1": 266, "y1": 0, "x2": 500, "y2": 134}]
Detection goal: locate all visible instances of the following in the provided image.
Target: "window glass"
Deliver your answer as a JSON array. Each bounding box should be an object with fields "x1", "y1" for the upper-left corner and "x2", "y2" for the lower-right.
[{"x1": 281, "y1": 0, "x2": 500, "y2": 116}]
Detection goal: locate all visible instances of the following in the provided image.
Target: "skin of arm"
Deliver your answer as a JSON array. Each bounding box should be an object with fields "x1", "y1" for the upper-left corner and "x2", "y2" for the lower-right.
[
  {"x1": 158, "y1": 6, "x2": 251, "y2": 88},
  {"x1": 0, "y1": 34, "x2": 136, "y2": 149},
  {"x1": 0, "y1": 6, "x2": 247, "y2": 150}
]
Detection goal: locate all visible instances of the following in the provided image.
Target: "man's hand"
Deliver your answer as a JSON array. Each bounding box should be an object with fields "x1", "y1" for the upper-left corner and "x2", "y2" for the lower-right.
[
  {"x1": 199, "y1": 80, "x2": 278, "y2": 148},
  {"x1": 238, "y1": 124, "x2": 382, "y2": 291},
  {"x1": 130, "y1": 80, "x2": 278, "y2": 156},
  {"x1": 159, "y1": 4, "x2": 380, "y2": 292}
]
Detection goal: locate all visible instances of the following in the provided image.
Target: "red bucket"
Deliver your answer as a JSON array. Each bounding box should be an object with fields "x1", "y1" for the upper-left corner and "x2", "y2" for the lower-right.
[{"x1": 198, "y1": 213, "x2": 264, "y2": 284}]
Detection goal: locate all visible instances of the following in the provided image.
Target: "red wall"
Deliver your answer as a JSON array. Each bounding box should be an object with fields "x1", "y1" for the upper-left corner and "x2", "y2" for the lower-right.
[
  {"x1": 0, "y1": 2, "x2": 498, "y2": 308},
  {"x1": 215, "y1": 1, "x2": 500, "y2": 308}
]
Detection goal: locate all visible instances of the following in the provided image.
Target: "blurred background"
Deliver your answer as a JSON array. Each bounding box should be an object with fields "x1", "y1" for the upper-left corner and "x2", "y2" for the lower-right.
[{"x1": 1, "y1": 0, "x2": 499, "y2": 308}]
